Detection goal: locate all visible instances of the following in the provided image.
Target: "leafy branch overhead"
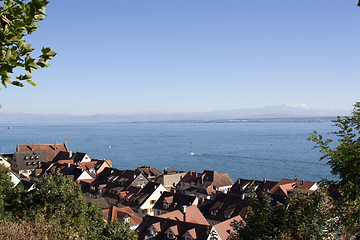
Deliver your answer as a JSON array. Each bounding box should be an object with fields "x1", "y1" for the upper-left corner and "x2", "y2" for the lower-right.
[{"x1": 0, "y1": 0, "x2": 55, "y2": 90}]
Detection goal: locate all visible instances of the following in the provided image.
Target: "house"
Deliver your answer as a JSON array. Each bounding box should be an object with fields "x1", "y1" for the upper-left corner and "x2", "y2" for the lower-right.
[
  {"x1": 269, "y1": 178, "x2": 318, "y2": 196},
  {"x1": 137, "y1": 215, "x2": 210, "y2": 240},
  {"x1": 229, "y1": 178, "x2": 278, "y2": 198},
  {"x1": 153, "y1": 192, "x2": 198, "y2": 216},
  {"x1": 85, "y1": 168, "x2": 149, "y2": 200},
  {"x1": 137, "y1": 166, "x2": 162, "y2": 181},
  {"x1": 207, "y1": 215, "x2": 243, "y2": 240},
  {"x1": 155, "y1": 171, "x2": 187, "y2": 189},
  {"x1": 201, "y1": 193, "x2": 248, "y2": 225},
  {"x1": 103, "y1": 205, "x2": 142, "y2": 230},
  {"x1": 11, "y1": 151, "x2": 47, "y2": 178},
  {"x1": 60, "y1": 164, "x2": 94, "y2": 182},
  {"x1": 157, "y1": 205, "x2": 209, "y2": 226},
  {"x1": 177, "y1": 170, "x2": 233, "y2": 200},
  {"x1": 0, "y1": 154, "x2": 11, "y2": 168},
  {"x1": 9, "y1": 171, "x2": 21, "y2": 187},
  {"x1": 72, "y1": 152, "x2": 92, "y2": 163},
  {"x1": 16, "y1": 142, "x2": 69, "y2": 162},
  {"x1": 127, "y1": 182, "x2": 169, "y2": 216}
]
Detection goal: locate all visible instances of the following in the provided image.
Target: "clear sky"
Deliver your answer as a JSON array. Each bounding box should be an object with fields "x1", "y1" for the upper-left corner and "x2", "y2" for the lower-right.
[{"x1": 1, "y1": 0, "x2": 359, "y2": 115}]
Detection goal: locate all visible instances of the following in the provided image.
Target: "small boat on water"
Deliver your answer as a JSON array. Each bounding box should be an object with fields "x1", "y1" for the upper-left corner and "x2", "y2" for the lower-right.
[{"x1": 189, "y1": 151, "x2": 201, "y2": 156}]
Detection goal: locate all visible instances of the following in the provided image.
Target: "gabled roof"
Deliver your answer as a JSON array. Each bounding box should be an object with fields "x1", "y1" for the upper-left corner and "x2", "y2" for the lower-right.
[
  {"x1": 203, "y1": 170, "x2": 234, "y2": 188},
  {"x1": 12, "y1": 151, "x2": 47, "y2": 171},
  {"x1": 212, "y1": 215, "x2": 243, "y2": 240},
  {"x1": 16, "y1": 142, "x2": 69, "y2": 162},
  {"x1": 202, "y1": 193, "x2": 248, "y2": 222},
  {"x1": 137, "y1": 215, "x2": 209, "y2": 240},
  {"x1": 72, "y1": 152, "x2": 91, "y2": 163},
  {"x1": 153, "y1": 192, "x2": 197, "y2": 212},
  {"x1": 158, "y1": 205, "x2": 209, "y2": 226},
  {"x1": 184, "y1": 228, "x2": 197, "y2": 239},
  {"x1": 229, "y1": 178, "x2": 278, "y2": 197},
  {"x1": 137, "y1": 166, "x2": 162, "y2": 178},
  {"x1": 128, "y1": 182, "x2": 163, "y2": 208},
  {"x1": 269, "y1": 178, "x2": 318, "y2": 196},
  {"x1": 104, "y1": 206, "x2": 142, "y2": 225}
]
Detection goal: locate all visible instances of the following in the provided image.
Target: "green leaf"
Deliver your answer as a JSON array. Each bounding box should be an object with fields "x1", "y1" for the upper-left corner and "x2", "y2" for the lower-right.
[
  {"x1": 2, "y1": 76, "x2": 12, "y2": 84},
  {"x1": 12, "y1": 81, "x2": 24, "y2": 87},
  {"x1": 4, "y1": 48, "x2": 12, "y2": 62},
  {"x1": 26, "y1": 79, "x2": 36, "y2": 86}
]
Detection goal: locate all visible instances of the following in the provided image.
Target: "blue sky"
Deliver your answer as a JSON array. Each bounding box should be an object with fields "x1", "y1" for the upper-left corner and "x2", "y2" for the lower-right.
[{"x1": 1, "y1": 0, "x2": 359, "y2": 115}]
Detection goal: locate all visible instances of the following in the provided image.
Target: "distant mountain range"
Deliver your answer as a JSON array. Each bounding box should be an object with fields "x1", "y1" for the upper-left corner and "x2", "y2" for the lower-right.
[{"x1": 0, "y1": 105, "x2": 351, "y2": 124}]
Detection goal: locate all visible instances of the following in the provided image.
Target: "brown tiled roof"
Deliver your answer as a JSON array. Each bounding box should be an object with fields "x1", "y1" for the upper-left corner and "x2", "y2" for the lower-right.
[
  {"x1": 158, "y1": 205, "x2": 209, "y2": 226},
  {"x1": 203, "y1": 193, "x2": 249, "y2": 222},
  {"x1": 269, "y1": 178, "x2": 318, "y2": 196},
  {"x1": 153, "y1": 192, "x2": 197, "y2": 213},
  {"x1": 16, "y1": 142, "x2": 69, "y2": 162},
  {"x1": 204, "y1": 170, "x2": 233, "y2": 188},
  {"x1": 229, "y1": 178, "x2": 278, "y2": 197},
  {"x1": 103, "y1": 206, "x2": 142, "y2": 225},
  {"x1": 137, "y1": 215, "x2": 209, "y2": 240},
  {"x1": 213, "y1": 215, "x2": 243, "y2": 240}
]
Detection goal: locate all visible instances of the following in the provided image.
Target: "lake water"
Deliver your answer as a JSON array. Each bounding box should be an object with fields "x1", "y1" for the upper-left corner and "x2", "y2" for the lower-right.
[{"x1": 0, "y1": 122, "x2": 336, "y2": 182}]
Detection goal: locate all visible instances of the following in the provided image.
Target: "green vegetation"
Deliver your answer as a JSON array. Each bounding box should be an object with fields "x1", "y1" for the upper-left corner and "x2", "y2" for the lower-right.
[
  {"x1": 0, "y1": 0, "x2": 55, "y2": 92},
  {"x1": 0, "y1": 166, "x2": 137, "y2": 239},
  {"x1": 231, "y1": 103, "x2": 360, "y2": 239},
  {"x1": 309, "y1": 102, "x2": 360, "y2": 237},
  {"x1": 229, "y1": 184, "x2": 335, "y2": 240}
]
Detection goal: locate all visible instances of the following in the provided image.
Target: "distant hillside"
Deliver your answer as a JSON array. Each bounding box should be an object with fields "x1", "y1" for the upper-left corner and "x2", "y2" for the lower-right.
[{"x1": 0, "y1": 105, "x2": 350, "y2": 124}]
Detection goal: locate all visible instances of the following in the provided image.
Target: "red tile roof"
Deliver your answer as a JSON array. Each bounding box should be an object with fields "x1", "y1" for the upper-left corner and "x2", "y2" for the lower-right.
[{"x1": 16, "y1": 142, "x2": 69, "y2": 162}]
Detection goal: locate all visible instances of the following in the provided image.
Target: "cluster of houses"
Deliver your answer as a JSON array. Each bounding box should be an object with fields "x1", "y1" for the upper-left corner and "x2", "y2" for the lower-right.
[{"x1": 0, "y1": 142, "x2": 319, "y2": 240}]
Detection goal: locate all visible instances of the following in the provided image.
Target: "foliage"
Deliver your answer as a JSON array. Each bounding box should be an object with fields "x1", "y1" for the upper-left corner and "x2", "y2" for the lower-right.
[
  {"x1": 309, "y1": 102, "x2": 360, "y2": 237},
  {"x1": 101, "y1": 219, "x2": 138, "y2": 240},
  {"x1": 0, "y1": 0, "x2": 55, "y2": 91},
  {"x1": 281, "y1": 184, "x2": 338, "y2": 240},
  {"x1": 229, "y1": 185, "x2": 336, "y2": 240},
  {"x1": 229, "y1": 192, "x2": 284, "y2": 240},
  {"x1": 15, "y1": 169, "x2": 105, "y2": 239},
  {"x1": 0, "y1": 168, "x2": 138, "y2": 239},
  {"x1": 0, "y1": 164, "x2": 14, "y2": 218}
]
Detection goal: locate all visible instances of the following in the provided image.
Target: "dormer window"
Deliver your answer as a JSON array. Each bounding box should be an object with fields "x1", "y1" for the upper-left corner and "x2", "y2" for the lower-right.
[
  {"x1": 211, "y1": 210, "x2": 217, "y2": 216},
  {"x1": 148, "y1": 224, "x2": 159, "y2": 237},
  {"x1": 24, "y1": 156, "x2": 29, "y2": 160},
  {"x1": 124, "y1": 216, "x2": 130, "y2": 223},
  {"x1": 167, "y1": 231, "x2": 175, "y2": 239}
]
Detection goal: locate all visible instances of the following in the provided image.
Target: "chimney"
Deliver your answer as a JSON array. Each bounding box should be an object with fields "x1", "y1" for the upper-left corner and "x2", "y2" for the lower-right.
[
  {"x1": 68, "y1": 162, "x2": 70, "y2": 168},
  {"x1": 241, "y1": 193, "x2": 245, "y2": 200},
  {"x1": 181, "y1": 205, "x2": 187, "y2": 222},
  {"x1": 69, "y1": 151, "x2": 72, "y2": 158},
  {"x1": 263, "y1": 178, "x2": 267, "y2": 183},
  {"x1": 301, "y1": 179, "x2": 304, "y2": 185}
]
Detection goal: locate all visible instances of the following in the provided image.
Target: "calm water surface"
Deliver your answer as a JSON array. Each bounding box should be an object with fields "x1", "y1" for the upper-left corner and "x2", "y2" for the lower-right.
[{"x1": 0, "y1": 122, "x2": 336, "y2": 182}]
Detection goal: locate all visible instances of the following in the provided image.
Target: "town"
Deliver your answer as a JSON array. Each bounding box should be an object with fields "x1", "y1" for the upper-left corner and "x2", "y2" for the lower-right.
[{"x1": 0, "y1": 142, "x2": 320, "y2": 239}]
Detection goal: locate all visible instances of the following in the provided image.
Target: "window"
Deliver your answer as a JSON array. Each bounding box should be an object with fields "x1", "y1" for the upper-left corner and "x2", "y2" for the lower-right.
[
  {"x1": 150, "y1": 227, "x2": 157, "y2": 236},
  {"x1": 167, "y1": 231, "x2": 175, "y2": 239},
  {"x1": 124, "y1": 216, "x2": 130, "y2": 223}
]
